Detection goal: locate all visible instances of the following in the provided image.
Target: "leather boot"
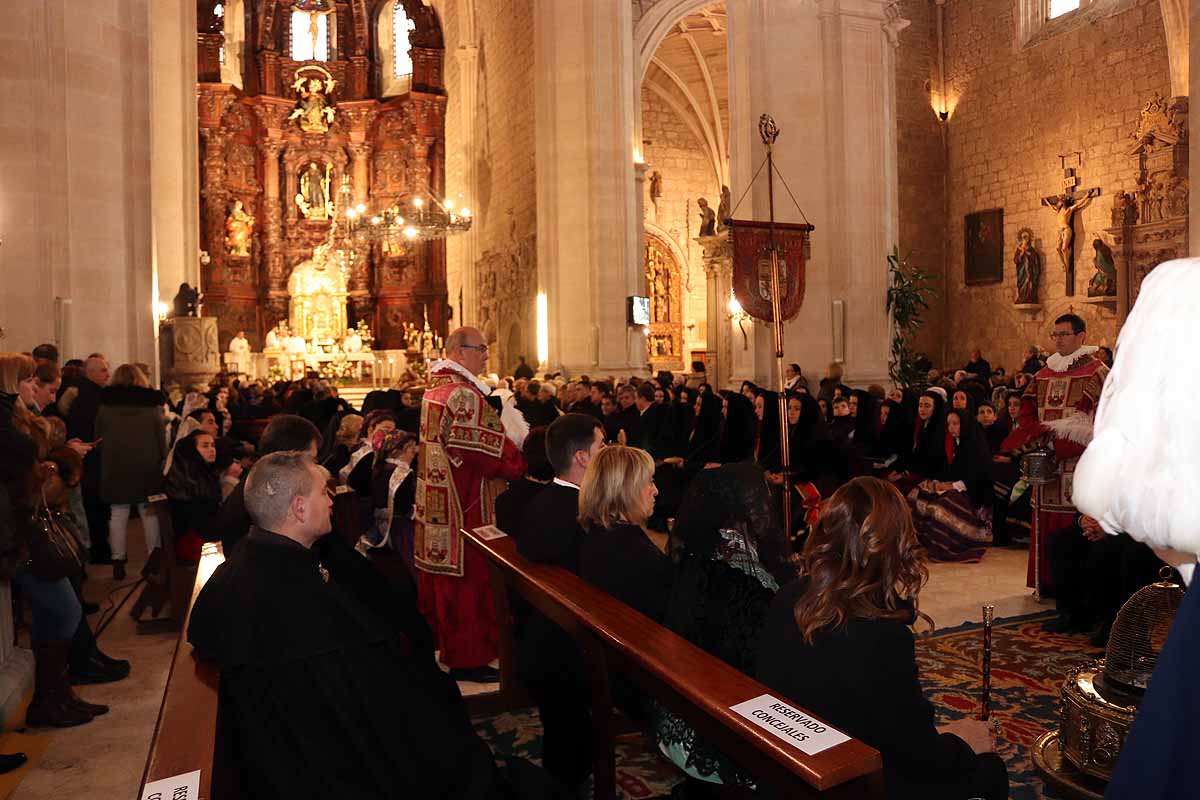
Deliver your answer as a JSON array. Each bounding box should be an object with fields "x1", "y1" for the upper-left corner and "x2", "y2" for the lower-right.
[
  {"x1": 69, "y1": 621, "x2": 130, "y2": 685},
  {"x1": 26, "y1": 642, "x2": 93, "y2": 728},
  {"x1": 0, "y1": 753, "x2": 27, "y2": 774},
  {"x1": 112, "y1": 559, "x2": 126, "y2": 580}
]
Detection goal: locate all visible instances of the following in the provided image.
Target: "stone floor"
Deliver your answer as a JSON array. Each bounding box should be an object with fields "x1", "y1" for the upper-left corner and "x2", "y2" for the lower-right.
[{"x1": 5, "y1": 536, "x2": 1043, "y2": 799}]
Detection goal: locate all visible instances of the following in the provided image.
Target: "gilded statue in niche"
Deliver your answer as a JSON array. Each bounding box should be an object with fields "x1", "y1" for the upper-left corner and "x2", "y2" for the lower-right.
[
  {"x1": 1013, "y1": 227, "x2": 1041, "y2": 306},
  {"x1": 296, "y1": 162, "x2": 333, "y2": 220},
  {"x1": 287, "y1": 240, "x2": 348, "y2": 344},
  {"x1": 224, "y1": 200, "x2": 255, "y2": 257},
  {"x1": 289, "y1": 69, "x2": 337, "y2": 134}
]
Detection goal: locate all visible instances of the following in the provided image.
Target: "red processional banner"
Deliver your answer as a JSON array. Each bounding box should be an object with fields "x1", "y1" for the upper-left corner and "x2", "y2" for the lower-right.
[{"x1": 729, "y1": 219, "x2": 813, "y2": 323}]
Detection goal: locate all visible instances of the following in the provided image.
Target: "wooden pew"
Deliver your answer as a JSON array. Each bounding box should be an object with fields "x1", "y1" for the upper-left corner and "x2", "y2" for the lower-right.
[
  {"x1": 138, "y1": 543, "x2": 232, "y2": 800},
  {"x1": 464, "y1": 529, "x2": 886, "y2": 800},
  {"x1": 130, "y1": 495, "x2": 197, "y2": 635}
]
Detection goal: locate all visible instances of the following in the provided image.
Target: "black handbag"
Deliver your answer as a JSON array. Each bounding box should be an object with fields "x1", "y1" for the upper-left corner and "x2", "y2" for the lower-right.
[{"x1": 27, "y1": 493, "x2": 85, "y2": 582}]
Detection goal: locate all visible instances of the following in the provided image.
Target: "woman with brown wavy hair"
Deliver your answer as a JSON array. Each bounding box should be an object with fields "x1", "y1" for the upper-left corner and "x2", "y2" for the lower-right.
[{"x1": 755, "y1": 476, "x2": 1008, "y2": 800}]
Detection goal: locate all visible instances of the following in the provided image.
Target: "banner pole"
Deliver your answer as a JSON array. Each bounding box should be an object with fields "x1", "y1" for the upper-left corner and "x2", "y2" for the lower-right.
[{"x1": 761, "y1": 115, "x2": 792, "y2": 537}]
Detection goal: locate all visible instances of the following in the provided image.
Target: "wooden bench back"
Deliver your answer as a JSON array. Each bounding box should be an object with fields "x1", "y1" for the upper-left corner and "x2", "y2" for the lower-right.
[
  {"x1": 465, "y1": 529, "x2": 885, "y2": 799},
  {"x1": 138, "y1": 542, "x2": 229, "y2": 800}
]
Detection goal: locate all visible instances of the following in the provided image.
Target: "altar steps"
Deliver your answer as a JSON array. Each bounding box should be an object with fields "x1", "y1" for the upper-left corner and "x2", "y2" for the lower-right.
[{"x1": 336, "y1": 385, "x2": 373, "y2": 411}]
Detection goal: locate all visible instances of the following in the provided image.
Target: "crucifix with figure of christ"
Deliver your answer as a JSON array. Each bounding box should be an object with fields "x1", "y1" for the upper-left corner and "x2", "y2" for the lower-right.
[{"x1": 1041, "y1": 153, "x2": 1100, "y2": 296}]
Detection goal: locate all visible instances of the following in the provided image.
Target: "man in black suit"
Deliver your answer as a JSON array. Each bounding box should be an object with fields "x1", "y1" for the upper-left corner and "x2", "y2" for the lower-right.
[
  {"x1": 516, "y1": 413, "x2": 605, "y2": 789},
  {"x1": 604, "y1": 384, "x2": 638, "y2": 444},
  {"x1": 630, "y1": 382, "x2": 668, "y2": 456}
]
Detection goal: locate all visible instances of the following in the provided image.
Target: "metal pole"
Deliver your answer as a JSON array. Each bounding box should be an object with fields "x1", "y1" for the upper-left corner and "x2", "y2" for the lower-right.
[
  {"x1": 762, "y1": 116, "x2": 792, "y2": 537},
  {"x1": 1032, "y1": 485, "x2": 1042, "y2": 600},
  {"x1": 981, "y1": 604, "x2": 995, "y2": 722}
]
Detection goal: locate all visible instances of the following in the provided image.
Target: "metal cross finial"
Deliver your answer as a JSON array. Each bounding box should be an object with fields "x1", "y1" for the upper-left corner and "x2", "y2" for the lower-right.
[{"x1": 759, "y1": 114, "x2": 780, "y2": 147}]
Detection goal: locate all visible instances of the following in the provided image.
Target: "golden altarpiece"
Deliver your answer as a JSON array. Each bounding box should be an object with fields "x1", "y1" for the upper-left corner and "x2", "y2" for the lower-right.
[{"x1": 196, "y1": 0, "x2": 448, "y2": 351}]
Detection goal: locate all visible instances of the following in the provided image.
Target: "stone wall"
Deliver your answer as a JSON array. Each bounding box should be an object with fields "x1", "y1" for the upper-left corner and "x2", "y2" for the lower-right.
[
  {"x1": 895, "y1": 0, "x2": 947, "y2": 365},
  {"x1": 0, "y1": 0, "x2": 155, "y2": 366},
  {"x1": 937, "y1": 0, "x2": 1172, "y2": 373},
  {"x1": 442, "y1": 0, "x2": 538, "y2": 376},
  {"x1": 641, "y1": 86, "x2": 714, "y2": 367}
]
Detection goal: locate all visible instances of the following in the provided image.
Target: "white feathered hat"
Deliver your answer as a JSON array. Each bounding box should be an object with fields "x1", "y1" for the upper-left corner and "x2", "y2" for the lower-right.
[{"x1": 1073, "y1": 258, "x2": 1200, "y2": 558}]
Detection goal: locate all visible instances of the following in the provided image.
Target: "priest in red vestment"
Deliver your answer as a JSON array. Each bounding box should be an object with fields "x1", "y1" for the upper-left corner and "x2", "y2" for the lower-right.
[
  {"x1": 414, "y1": 327, "x2": 527, "y2": 681},
  {"x1": 999, "y1": 312, "x2": 1107, "y2": 591}
]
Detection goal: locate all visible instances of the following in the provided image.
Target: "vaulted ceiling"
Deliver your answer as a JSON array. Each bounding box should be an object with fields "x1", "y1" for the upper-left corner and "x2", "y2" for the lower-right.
[{"x1": 642, "y1": 2, "x2": 728, "y2": 186}]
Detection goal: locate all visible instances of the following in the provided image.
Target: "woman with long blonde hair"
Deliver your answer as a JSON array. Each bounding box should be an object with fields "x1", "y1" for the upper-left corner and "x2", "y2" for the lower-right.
[
  {"x1": 756, "y1": 476, "x2": 1008, "y2": 800},
  {"x1": 0, "y1": 353, "x2": 51, "y2": 450}
]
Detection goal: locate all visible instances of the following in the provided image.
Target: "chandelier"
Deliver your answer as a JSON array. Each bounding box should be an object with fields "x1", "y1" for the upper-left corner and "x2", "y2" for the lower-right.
[{"x1": 334, "y1": 175, "x2": 472, "y2": 247}]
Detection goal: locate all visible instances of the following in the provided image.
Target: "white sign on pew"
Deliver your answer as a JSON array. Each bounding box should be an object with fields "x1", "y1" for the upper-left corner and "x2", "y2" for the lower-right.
[
  {"x1": 729, "y1": 694, "x2": 850, "y2": 756},
  {"x1": 141, "y1": 769, "x2": 200, "y2": 800},
  {"x1": 472, "y1": 525, "x2": 508, "y2": 541}
]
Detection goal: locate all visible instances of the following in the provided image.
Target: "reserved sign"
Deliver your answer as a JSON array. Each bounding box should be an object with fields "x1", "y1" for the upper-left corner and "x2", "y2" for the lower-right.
[
  {"x1": 729, "y1": 694, "x2": 850, "y2": 756},
  {"x1": 141, "y1": 769, "x2": 200, "y2": 800},
  {"x1": 472, "y1": 525, "x2": 508, "y2": 541}
]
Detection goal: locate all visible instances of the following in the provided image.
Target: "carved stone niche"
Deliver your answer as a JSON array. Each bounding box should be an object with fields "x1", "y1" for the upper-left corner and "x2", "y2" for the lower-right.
[
  {"x1": 1106, "y1": 95, "x2": 1189, "y2": 319},
  {"x1": 476, "y1": 222, "x2": 536, "y2": 373}
]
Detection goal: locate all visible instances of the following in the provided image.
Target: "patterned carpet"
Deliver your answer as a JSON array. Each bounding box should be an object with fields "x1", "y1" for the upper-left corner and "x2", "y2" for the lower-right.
[
  {"x1": 915, "y1": 610, "x2": 1104, "y2": 800},
  {"x1": 474, "y1": 611, "x2": 1104, "y2": 799}
]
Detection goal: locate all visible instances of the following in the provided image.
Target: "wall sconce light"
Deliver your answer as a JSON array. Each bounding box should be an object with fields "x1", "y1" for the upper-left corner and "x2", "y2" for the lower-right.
[
  {"x1": 154, "y1": 301, "x2": 169, "y2": 322},
  {"x1": 727, "y1": 291, "x2": 749, "y2": 350}
]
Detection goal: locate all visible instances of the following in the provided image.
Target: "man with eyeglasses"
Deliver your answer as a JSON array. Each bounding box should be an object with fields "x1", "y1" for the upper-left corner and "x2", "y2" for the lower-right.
[
  {"x1": 413, "y1": 327, "x2": 528, "y2": 683},
  {"x1": 999, "y1": 313, "x2": 1108, "y2": 596}
]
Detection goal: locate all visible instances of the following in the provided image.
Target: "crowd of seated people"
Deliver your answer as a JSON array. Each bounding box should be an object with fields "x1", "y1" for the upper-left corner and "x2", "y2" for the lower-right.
[{"x1": 16, "y1": 340, "x2": 1152, "y2": 797}]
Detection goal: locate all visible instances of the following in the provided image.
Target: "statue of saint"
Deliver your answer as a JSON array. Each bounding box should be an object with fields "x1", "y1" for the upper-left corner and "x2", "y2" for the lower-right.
[
  {"x1": 698, "y1": 197, "x2": 716, "y2": 236},
  {"x1": 288, "y1": 73, "x2": 336, "y2": 134},
  {"x1": 171, "y1": 283, "x2": 201, "y2": 318},
  {"x1": 1088, "y1": 236, "x2": 1117, "y2": 297},
  {"x1": 224, "y1": 200, "x2": 255, "y2": 257},
  {"x1": 287, "y1": 241, "x2": 348, "y2": 344},
  {"x1": 1013, "y1": 228, "x2": 1041, "y2": 306},
  {"x1": 649, "y1": 171, "x2": 663, "y2": 204},
  {"x1": 296, "y1": 162, "x2": 332, "y2": 220},
  {"x1": 716, "y1": 185, "x2": 731, "y2": 232}
]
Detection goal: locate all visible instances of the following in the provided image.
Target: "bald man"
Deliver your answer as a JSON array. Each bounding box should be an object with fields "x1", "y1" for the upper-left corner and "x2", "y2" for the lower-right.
[{"x1": 413, "y1": 327, "x2": 527, "y2": 681}]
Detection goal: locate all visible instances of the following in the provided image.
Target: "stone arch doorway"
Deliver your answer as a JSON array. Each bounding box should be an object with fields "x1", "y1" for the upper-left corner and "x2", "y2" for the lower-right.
[{"x1": 645, "y1": 232, "x2": 684, "y2": 371}]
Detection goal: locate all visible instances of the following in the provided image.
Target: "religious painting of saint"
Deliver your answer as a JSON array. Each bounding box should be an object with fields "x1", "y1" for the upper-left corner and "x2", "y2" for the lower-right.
[{"x1": 964, "y1": 208, "x2": 1004, "y2": 285}]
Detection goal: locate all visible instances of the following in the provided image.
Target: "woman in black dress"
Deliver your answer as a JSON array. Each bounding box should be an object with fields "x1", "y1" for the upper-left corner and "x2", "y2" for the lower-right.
[{"x1": 756, "y1": 477, "x2": 1008, "y2": 800}]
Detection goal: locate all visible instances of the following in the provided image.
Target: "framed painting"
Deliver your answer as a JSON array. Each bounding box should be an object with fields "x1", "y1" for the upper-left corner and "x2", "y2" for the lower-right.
[{"x1": 964, "y1": 209, "x2": 1004, "y2": 285}]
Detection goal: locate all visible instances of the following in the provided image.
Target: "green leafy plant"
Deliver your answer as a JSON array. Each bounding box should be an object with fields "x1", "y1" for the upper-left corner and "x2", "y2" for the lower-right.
[{"x1": 885, "y1": 246, "x2": 938, "y2": 391}]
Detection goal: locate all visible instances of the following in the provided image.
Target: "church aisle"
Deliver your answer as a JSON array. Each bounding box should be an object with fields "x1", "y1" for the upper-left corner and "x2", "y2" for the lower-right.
[
  {"x1": 11, "y1": 525, "x2": 176, "y2": 800},
  {"x1": 923, "y1": 547, "x2": 1044, "y2": 628}
]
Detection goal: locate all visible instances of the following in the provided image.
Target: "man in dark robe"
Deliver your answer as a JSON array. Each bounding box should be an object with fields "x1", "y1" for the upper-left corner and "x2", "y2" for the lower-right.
[{"x1": 189, "y1": 451, "x2": 560, "y2": 799}]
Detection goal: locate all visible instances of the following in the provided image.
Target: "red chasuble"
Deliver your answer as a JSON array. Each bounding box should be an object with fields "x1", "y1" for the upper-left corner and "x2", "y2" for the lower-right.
[
  {"x1": 1000, "y1": 350, "x2": 1108, "y2": 590},
  {"x1": 414, "y1": 364, "x2": 526, "y2": 668}
]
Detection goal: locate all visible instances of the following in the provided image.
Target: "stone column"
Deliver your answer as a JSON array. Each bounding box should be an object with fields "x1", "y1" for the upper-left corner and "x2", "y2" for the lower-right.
[
  {"x1": 727, "y1": 0, "x2": 904, "y2": 387},
  {"x1": 150, "y1": 0, "x2": 201, "y2": 317},
  {"x1": 453, "y1": 43, "x2": 480, "y2": 327},
  {"x1": 535, "y1": 0, "x2": 644, "y2": 375},
  {"x1": 699, "y1": 233, "x2": 734, "y2": 390}
]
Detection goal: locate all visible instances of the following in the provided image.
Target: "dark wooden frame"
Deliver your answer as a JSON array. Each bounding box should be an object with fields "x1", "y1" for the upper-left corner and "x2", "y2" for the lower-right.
[{"x1": 964, "y1": 208, "x2": 1005, "y2": 285}]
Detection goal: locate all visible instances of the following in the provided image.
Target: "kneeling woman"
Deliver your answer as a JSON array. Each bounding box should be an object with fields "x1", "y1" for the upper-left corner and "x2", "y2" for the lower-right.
[
  {"x1": 906, "y1": 409, "x2": 993, "y2": 562},
  {"x1": 756, "y1": 477, "x2": 1008, "y2": 800}
]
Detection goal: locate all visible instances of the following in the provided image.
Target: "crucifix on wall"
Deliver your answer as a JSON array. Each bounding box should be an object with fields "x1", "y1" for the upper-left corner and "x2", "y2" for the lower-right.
[{"x1": 1040, "y1": 153, "x2": 1099, "y2": 296}]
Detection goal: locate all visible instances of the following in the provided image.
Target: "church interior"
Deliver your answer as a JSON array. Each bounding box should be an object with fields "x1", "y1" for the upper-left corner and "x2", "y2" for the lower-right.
[{"x1": 0, "y1": 0, "x2": 1198, "y2": 798}]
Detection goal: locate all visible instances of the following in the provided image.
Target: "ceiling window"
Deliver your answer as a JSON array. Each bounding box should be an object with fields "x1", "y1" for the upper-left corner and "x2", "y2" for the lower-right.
[
  {"x1": 1048, "y1": 0, "x2": 1080, "y2": 18},
  {"x1": 393, "y1": 2, "x2": 417, "y2": 78},
  {"x1": 291, "y1": 8, "x2": 329, "y2": 62}
]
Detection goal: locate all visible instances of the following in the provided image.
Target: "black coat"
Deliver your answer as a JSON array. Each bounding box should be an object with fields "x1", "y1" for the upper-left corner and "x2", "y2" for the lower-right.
[
  {"x1": 94, "y1": 385, "x2": 167, "y2": 504},
  {"x1": 517, "y1": 482, "x2": 584, "y2": 573},
  {"x1": 186, "y1": 529, "x2": 558, "y2": 799},
  {"x1": 579, "y1": 521, "x2": 672, "y2": 623},
  {"x1": 757, "y1": 577, "x2": 1005, "y2": 800},
  {"x1": 494, "y1": 478, "x2": 549, "y2": 537}
]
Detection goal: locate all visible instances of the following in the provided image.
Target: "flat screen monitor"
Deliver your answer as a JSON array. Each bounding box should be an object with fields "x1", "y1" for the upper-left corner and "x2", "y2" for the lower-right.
[{"x1": 627, "y1": 295, "x2": 650, "y2": 326}]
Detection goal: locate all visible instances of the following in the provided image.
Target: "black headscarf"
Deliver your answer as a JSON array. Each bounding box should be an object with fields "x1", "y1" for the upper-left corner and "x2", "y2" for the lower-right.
[
  {"x1": 719, "y1": 392, "x2": 757, "y2": 464},
  {"x1": 672, "y1": 463, "x2": 796, "y2": 588},
  {"x1": 943, "y1": 409, "x2": 993, "y2": 506},
  {"x1": 909, "y1": 390, "x2": 947, "y2": 478},
  {"x1": 850, "y1": 389, "x2": 879, "y2": 452},
  {"x1": 687, "y1": 392, "x2": 723, "y2": 463},
  {"x1": 755, "y1": 390, "x2": 784, "y2": 471},
  {"x1": 165, "y1": 430, "x2": 222, "y2": 503},
  {"x1": 873, "y1": 399, "x2": 913, "y2": 462}
]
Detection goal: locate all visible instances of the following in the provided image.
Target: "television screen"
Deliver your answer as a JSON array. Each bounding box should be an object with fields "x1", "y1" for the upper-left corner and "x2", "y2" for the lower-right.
[{"x1": 628, "y1": 295, "x2": 650, "y2": 326}]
